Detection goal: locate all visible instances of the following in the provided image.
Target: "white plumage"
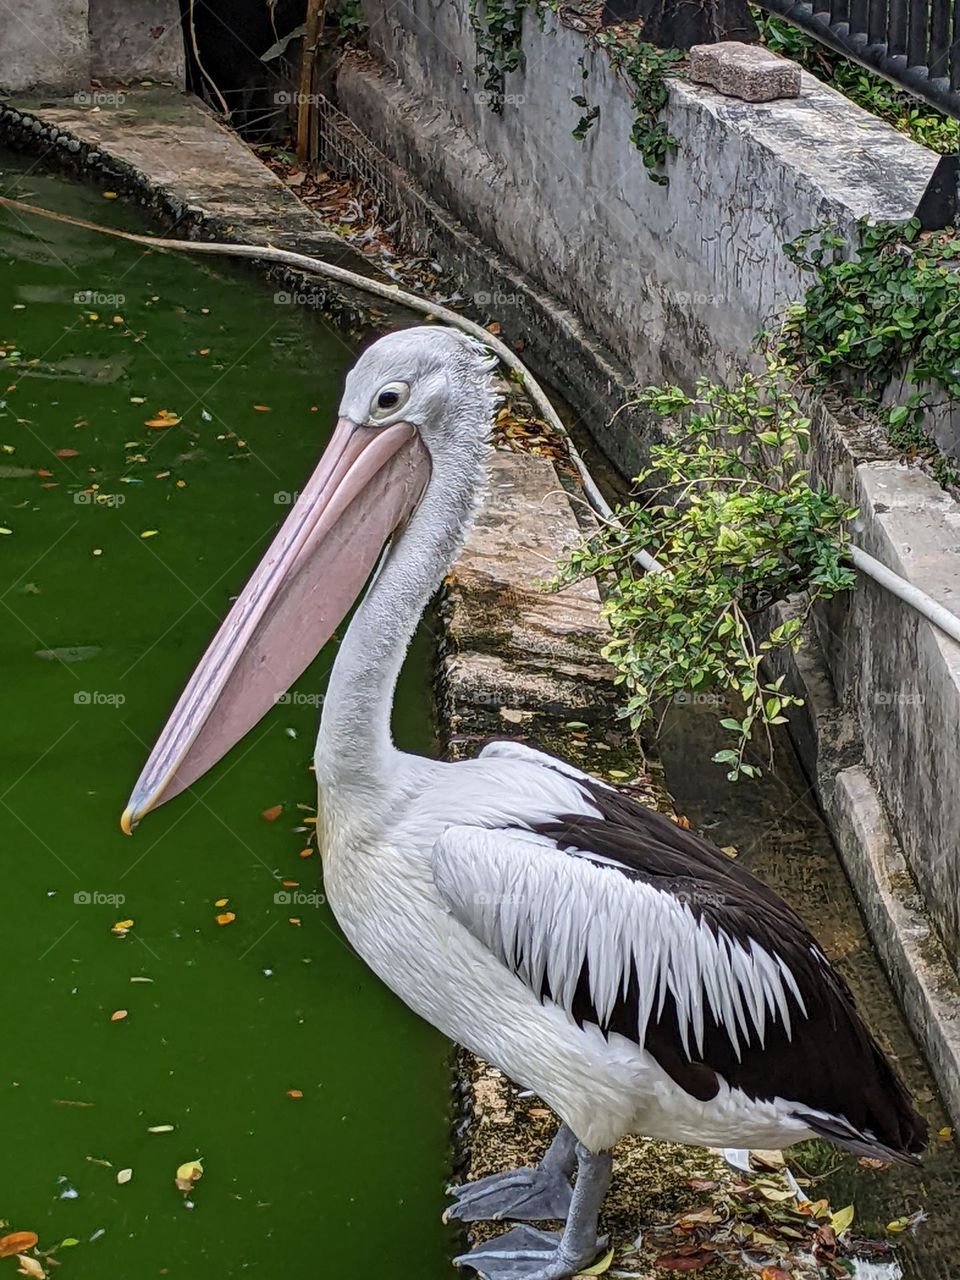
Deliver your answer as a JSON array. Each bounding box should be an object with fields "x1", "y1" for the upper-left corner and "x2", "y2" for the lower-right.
[{"x1": 125, "y1": 329, "x2": 925, "y2": 1280}]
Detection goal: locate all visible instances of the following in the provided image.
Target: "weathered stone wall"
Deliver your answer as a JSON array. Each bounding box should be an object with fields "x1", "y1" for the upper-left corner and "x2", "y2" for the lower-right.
[
  {"x1": 335, "y1": 13, "x2": 960, "y2": 977},
  {"x1": 349, "y1": 2, "x2": 935, "y2": 398},
  {"x1": 0, "y1": 0, "x2": 183, "y2": 92}
]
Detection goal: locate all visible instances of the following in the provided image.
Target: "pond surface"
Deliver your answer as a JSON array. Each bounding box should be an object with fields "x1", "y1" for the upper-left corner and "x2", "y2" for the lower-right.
[
  {"x1": 0, "y1": 149, "x2": 453, "y2": 1278},
  {"x1": 659, "y1": 702, "x2": 960, "y2": 1280}
]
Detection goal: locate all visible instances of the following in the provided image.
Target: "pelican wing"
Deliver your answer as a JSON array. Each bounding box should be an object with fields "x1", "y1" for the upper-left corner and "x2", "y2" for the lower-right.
[{"x1": 431, "y1": 764, "x2": 926, "y2": 1163}]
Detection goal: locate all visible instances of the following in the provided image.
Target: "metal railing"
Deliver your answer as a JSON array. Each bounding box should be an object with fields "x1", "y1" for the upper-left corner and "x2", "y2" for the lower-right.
[{"x1": 754, "y1": 0, "x2": 960, "y2": 117}]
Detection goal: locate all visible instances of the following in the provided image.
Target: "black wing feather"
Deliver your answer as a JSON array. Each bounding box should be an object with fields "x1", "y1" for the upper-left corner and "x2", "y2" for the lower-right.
[{"x1": 531, "y1": 778, "x2": 926, "y2": 1163}]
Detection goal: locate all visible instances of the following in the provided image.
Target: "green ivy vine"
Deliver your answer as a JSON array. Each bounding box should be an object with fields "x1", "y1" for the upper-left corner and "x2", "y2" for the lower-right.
[
  {"x1": 595, "y1": 28, "x2": 683, "y2": 184},
  {"x1": 555, "y1": 359, "x2": 857, "y2": 778},
  {"x1": 779, "y1": 218, "x2": 960, "y2": 488},
  {"x1": 469, "y1": 0, "x2": 537, "y2": 111}
]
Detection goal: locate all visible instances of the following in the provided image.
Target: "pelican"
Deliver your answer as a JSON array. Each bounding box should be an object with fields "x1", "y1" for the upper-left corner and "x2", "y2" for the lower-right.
[{"x1": 122, "y1": 327, "x2": 926, "y2": 1279}]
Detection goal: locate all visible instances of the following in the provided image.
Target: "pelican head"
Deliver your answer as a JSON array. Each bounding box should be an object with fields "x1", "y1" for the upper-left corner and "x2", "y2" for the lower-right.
[{"x1": 121, "y1": 325, "x2": 496, "y2": 833}]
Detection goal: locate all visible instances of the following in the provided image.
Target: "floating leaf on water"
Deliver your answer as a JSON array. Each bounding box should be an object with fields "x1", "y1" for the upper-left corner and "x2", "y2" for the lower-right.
[
  {"x1": 286, "y1": 1089, "x2": 304, "y2": 1099},
  {"x1": 215, "y1": 912, "x2": 236, "y2": 926},
  {"x1": 55, "y1": 448, "x2": 78, "y2": 458},
  {"x1": 281, "y1": 880, "x2": 299, "y2": 889},
  {"x1": 214, "y1": 898, "x2": 229, "y2": 908},
  {"x1": 174, "y1": 1160, "x2": 203, "y2": 1192},
  {"x1": 102, "y1": 191, "x2": 119, "y2": 200},
  {"x1": 112, "y1": 919, "x2": 134, "y2": 935},
  {"x1": 288, "y1": 917, "x2": 302, "y2": 926},
  {"x1": 130, "y1": 976, "x2": 153, "y2": 984},
  {"x1": 261, "y1": 804, "x2": 283, "y2": 822},
  {"x1": 16, "y1": 1255, "x2": 44, "y2": 1279},
  {"x1": 0, "y1": 527, "x2": 11, "y2": 535},
  {"x1": 0, "y1": 1235, "x2": 39, "y2": 1260},
  {"x1": 140, "y1": 530, "x2": 159, "y2": 539},
  {"x1": 130, "y1": 397, "x2": 146, "y2": 404},
  {"x1": 147, "y1": 1124, "x2": 175, "y2": 1133},
  {"x1": 59, "y1": 1239, "x2": 80, "y2": 1249},
  {"x1": 298, "y1": 848, "x2": 314, "y2": 859},
  {"x1": 116, "y1": 1168, "x2": 133, "y2": 1185},
  {"x1": 252, "y1": 404, "x2": 271, "y2": 412},
  {"x1": 144, "y1": 410, "x2": 181, "y2": 429},
  {"x1": 110, "y1": 1010, "x2": 128, "y2": 1023},
  {"x1": 36, "y1": 645, "x2": 100, "y2": 663}
]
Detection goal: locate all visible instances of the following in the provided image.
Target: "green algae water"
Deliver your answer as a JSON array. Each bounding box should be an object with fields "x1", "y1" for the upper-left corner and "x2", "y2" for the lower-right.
[{"x1": 0, "y1": 151, "x2": 453, "y2": 1278}]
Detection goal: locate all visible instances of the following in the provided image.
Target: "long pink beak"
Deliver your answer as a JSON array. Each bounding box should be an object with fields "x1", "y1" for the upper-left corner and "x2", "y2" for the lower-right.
[{"x1": 121, "y1": 416, "x2": 431, "y2": 833}]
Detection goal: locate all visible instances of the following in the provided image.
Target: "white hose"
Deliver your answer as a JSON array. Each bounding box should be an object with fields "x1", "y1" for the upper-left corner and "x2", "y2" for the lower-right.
[{"x1": 4, "y1": 195, "x2": 959, "y2": 640}]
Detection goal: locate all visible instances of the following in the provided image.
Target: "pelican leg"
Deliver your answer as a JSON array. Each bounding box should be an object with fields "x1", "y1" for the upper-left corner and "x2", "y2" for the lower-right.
[
  {"x1": 444, "y1": 1124, "x2": 577, "y2": 1224},
  {"x1": 453, "y1": 1142, "x2": 611, "y2": 1280}
]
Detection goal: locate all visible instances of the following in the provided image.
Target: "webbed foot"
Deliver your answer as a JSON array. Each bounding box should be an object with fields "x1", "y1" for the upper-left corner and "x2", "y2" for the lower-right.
[
  {"x1": 453, "y1": 1224, "x2": 606, "y2": 1279},
  {"x1": 444, "y1": 1167, "x2": 574, "y2": 1223}
]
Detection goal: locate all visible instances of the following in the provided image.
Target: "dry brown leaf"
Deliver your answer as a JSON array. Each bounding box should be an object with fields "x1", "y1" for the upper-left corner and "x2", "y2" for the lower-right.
[
  {"x1": 215, "y1": 912, "x2": 236, "y2": 926},
  {"x1": 261, "y1": 804, "x2": 283, "y2": 822},
  {"x1": 110, "y1": 1009, "x2": 128, "y2": 1022},
  {"x1": 0, "y1": 1235, "x2": 39, "y2": 1260},
  {"x1": 55, "y1": 448, "x2": 78, "y2": 458},
  {"x1": 655, "y1": 1254, "x2": 712, "y2": 1272},
  {"x1": 16, "y1": 1256, "x2": 44, "y2": 1279},
  {"x1": 286, "y1": 1089, "x2": 304, "y2": 1099}
]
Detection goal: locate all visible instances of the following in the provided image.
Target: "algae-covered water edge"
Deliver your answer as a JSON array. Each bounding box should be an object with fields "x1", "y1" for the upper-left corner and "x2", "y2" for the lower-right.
[{"x1": 0, "y1": 150, "x2": 453, "y2": 1278}]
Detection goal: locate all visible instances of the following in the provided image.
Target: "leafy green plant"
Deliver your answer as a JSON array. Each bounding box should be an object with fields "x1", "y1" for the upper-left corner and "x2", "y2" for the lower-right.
[
  {"x1": 595, "y1": 28, "x2": 683, "y2": 183},
  {"x1": 556, "y1": 362, "x2": 857, "y2": 778},
  {"x1": 779, "y1": 217, "x2": 960, "y2": 487},
  {"x1": 334, "y1": 0, "x2": 366, "y2": 44},
  {"x1": 469, "y1": 0, "x2": 532, "y2": 111},
  {"x1": 755, "y1": 10, "x2": 960, "y2": 153}
]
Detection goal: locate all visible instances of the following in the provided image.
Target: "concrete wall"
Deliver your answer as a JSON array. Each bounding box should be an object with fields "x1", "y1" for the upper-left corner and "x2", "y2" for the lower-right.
[
  {"x1": 0, "y1": 0, "x2": 183, "y2": 92},
  {"x1": 351, "y1": 1, "x2": 936, "y2": 397},
  {"x1": 1, "y1": 0, "x2": 89, "y2": 91},
  {"x1": 337, "y1": 4, "x2": 960, "y2": 971}
]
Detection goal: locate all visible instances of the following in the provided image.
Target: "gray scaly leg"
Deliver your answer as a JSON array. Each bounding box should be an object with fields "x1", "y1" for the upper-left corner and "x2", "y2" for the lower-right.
[
  {"x1": 454, "y1": 1141, "x2": 612, "y2": 1279},
  {"x1": 444, "y1": 1124, "x2": 577, "y2": 1224}
]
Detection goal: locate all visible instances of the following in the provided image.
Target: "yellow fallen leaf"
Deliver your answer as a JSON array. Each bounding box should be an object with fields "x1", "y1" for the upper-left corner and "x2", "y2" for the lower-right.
[
  {"x1": 140, "y1": 530, "x2": 159, "y2": 539},
  {"x1": 175, "y1": 1159, "x2": 203, "y2": 1192},
  {"x1": 576, "y1": 1246, "x2": 614, "y2": 1276},
  {"x1": 112, "y1": 918, "x2": 134, "y2": 934},
  {"x1": 215, "y1": 912, "x2": 236, "y2": 926},
  {"x1": 102, "y1": 191, "x2": 119, "y2": 199},
  {"x1": 288, "y1": 917, "x2": 302, "y2": 926},
  {"x1": 831, "y1": 1204, "x2": 854, "y2": 1235},
  {"x1": 110, "y1": 1009, "x2": 128, "y2": 1022},
  {"x1": 16, "y1": 1256, "x2": 44, "y2": 1279},
  {"x1": 286, "y1": 1089, "x2": 304, "y2": 1099},
  {"x1": 0, "y1": 1235, "x2": 38, "y2": 1260},
  {"x1": 214, "y1": 897, "x2": 229, "y2": 908}
]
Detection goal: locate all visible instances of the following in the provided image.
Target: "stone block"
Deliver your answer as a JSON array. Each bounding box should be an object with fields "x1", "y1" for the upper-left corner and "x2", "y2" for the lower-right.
[{"x1": 688, "y1": 40, "x2": 801, "y2": 102}]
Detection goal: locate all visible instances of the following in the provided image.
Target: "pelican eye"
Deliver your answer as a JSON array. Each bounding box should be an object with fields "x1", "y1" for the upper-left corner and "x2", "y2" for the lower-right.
[{"x1": 370, "y1": 381, "x2": 410, "y2": 420}]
